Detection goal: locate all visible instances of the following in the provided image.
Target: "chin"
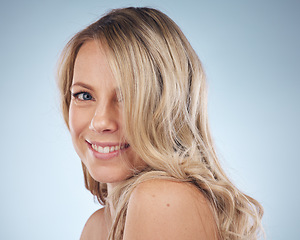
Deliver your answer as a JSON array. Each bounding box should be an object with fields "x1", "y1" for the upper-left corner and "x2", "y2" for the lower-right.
[{"x1": 87, "y1": 164, "x2": 134, "y2": 184}]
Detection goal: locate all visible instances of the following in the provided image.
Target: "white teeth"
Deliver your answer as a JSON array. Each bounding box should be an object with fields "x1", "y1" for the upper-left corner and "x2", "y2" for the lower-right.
[
  {"x1": 91, "y1": 144, "x2": 125, "y2": 154},
  {"x1": 103, "y1": 146, "x2": 109, "y2": 153},
  {"x1": 98, "y1": 146, "x2": 104, "y2": 153}
]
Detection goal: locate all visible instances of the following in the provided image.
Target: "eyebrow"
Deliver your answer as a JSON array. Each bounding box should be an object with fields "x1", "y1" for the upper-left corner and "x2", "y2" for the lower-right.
[
  {"x1": 70, "y1": 82, "x2": 122, "y2": 95},
  {"x1": 70, "y1": 82, "x2": 93, "y2": 90}
]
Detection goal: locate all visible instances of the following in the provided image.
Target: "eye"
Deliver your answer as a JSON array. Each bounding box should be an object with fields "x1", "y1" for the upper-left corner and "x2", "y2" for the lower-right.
[{"x1": 72, "y1": 92, "x2": 93, "y2": 101}]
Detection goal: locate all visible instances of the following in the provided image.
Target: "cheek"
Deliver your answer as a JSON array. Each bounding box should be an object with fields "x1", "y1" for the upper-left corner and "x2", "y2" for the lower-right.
[
  {"x1": 127, "y1": 148, "x2": 147, "y2": 170},
  {"x1": 69, "y1": 104, "x2": 90, "y2": 139}
]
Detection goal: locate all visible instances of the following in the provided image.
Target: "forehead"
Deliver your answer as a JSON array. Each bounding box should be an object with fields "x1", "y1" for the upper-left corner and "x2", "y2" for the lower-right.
[
  {"x1": 74, "y1": 40, "x2": 109, "y2": 71},
  {"x1": 73, "y1": 40, "x2": 117, "y2": 88}
]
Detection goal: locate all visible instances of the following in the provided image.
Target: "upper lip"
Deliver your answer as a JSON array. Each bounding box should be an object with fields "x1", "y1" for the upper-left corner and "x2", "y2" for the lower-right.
[{"x1": 86, "y1": 140, "x2": 128, "y2": 147}]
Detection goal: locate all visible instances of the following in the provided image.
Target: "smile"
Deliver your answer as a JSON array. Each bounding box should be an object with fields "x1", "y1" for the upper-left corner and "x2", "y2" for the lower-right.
[{"x1": 91, "y1": 143, "x2": 129, "y2": 153}]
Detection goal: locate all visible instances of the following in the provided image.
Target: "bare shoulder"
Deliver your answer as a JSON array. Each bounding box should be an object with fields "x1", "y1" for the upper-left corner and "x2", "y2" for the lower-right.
[
  {"x1": 80, "y1": 208, "x2": 107, "y2": 240},
  {"x1": 123, "y1": 179, "x2": 218, "y2": 240}
]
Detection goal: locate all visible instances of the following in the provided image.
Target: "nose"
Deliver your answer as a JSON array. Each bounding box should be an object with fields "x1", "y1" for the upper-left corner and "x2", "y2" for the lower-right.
[{"x1": 89, "y1": 103, "x2": 118, "y2": 133}]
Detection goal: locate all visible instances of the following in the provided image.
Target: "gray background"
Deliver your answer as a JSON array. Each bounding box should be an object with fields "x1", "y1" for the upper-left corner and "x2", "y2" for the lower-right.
[{"x1": 0, "y1": 0, "x2": 299, "y2": 239}]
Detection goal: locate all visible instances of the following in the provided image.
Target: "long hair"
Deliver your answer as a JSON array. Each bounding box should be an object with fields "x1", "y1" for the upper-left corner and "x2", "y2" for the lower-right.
[{"x1": 57, "y1": 7, "x2": 264, "y2": 240}]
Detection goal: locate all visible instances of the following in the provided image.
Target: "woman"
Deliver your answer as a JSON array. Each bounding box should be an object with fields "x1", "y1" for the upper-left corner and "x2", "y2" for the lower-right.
[{"x1": 57, "y1": 7, "x2": 264, "y2": 240}]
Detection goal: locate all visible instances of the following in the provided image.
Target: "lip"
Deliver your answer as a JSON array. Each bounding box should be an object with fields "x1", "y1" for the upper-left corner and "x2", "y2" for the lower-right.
[{"x1": 86, "y1": 140, "x2": 130, "y2": 160}]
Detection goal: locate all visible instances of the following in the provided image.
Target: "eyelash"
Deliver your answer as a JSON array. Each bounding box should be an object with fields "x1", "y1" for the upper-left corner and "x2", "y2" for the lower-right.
[
  {"x1": 71, "y1": 91, "x2": 122, "y2": 103},
  {"x1": 72, "y1": 91, "x2": 94, "y2": 101}
]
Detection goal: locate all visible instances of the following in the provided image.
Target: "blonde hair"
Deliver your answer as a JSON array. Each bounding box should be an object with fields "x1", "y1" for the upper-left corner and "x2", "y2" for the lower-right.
[{"x1": 57, "y1": 7, "x2": 264, "y2": 240}]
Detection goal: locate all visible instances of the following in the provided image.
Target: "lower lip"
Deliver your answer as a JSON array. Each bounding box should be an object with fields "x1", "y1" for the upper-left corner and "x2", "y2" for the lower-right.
[{"x1": 87, "y1": 142, "x2": 128, "y2": 160}]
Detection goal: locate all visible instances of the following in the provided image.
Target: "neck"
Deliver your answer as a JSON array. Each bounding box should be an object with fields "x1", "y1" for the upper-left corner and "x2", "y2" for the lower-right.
[{"x1": 106, "y1": 182, "x2": 122, "y2": 221}]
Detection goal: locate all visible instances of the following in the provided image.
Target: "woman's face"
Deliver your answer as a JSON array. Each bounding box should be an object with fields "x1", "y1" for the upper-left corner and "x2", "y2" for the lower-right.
[{"x1": 69, "y1": 40, "x2": 146, "y2": 185}]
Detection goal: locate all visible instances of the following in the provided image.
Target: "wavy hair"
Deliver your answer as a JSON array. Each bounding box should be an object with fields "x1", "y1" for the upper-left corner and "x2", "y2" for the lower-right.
[{"x1": 57, "y1": 7, "x2": 264, "y2": 240}]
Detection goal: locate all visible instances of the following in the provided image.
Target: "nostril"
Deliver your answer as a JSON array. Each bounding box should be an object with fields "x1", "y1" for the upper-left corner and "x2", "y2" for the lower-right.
[{"x1": 102, "y1": 128, "x2": 112, "y2": 132}]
